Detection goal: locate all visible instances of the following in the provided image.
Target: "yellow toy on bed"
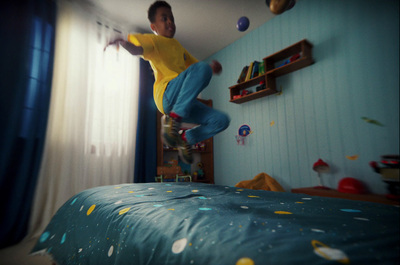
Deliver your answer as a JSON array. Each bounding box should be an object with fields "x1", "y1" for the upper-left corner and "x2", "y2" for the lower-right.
[{"x1": 235, "y1": 172, "x2": 285, "y2": 192}]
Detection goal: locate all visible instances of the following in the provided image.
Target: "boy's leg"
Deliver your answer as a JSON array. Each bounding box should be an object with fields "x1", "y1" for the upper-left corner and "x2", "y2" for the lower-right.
[
  {"x1": 163, "y1": 62, "x2": 213, "y2": 119},
  {"x1": 161, "y1": 61, "x2": 230, "y2": 163},
  {"x1": 182, "y1": 101, "x2": 230, "y2": 145},
  {"x1": 161, "y1": 114, "x2": 181, "y2": 148},
  {"x1": 161, "y1": 62, "x2": 213, "y2": 163},
  {"x1": 161, "y1": 102, "x2": 229, "y2": 164},
  {"x1": 161, "y1": 113, "x2": 193, "y2": 163}
]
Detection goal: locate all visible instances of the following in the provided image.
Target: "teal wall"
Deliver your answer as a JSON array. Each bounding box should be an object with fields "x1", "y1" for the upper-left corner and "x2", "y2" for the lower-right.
[{"x1": 203, "y1": 0, "x2": 399, "y2": 194}]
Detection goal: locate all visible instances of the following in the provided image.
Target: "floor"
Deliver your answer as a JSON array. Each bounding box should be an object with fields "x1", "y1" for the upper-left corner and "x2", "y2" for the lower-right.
[{"x1": 0, "y1": 237, "x2": 53, "y2": 265}]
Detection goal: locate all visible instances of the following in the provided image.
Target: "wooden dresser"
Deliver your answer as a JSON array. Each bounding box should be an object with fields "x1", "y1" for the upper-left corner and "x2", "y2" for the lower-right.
[{"x1": 291, "y1": 187, "x2": 399, "y2": 205}]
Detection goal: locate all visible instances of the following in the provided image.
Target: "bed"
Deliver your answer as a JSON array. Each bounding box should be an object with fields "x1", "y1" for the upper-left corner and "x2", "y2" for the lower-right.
[{"x1": 31, "y1": 182, "x2": 399, "y2": 264}]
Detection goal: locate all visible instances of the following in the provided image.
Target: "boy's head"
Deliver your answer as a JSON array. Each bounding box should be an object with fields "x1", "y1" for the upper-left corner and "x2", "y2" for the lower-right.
[{"x1": 148, "y1": 1, "x2": 175, "y2": 38}]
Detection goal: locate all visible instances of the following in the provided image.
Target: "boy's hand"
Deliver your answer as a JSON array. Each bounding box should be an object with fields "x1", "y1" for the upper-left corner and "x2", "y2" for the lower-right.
[
  {"x1": 210, "y1": 60, "x2": 222, "y2": 75},
  {"x1": 104, "y1": 38, "x2": 143, "y2": 56},
  {"x1": 104, "y1": 38, "x2": 126, "y2": 51}
]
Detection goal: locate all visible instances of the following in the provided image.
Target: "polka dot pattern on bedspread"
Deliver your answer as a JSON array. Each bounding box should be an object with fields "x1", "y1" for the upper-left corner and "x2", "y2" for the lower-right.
[{"x1": 31, "y1": 183, "x2": 400, "y2": 265}]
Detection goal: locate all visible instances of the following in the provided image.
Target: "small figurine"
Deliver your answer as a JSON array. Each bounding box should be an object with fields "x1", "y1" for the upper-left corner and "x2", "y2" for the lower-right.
[
  {"x1": 197, "y1": 162, "x2": 205, "y2": 179},
  {"x1": 313, "y1": 159, "x2": 330, "y2": 189}
]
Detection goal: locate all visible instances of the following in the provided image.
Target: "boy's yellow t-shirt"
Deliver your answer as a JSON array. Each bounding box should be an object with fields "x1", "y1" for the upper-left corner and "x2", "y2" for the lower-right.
[{"x1": 127, "y1": 33, "x2": 198, "y2": 114}]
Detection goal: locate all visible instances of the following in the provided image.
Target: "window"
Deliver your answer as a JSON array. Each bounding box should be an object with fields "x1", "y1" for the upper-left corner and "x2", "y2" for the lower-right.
[{"x1": 84, "y1": 25, "x2": 139, "y2": 157}]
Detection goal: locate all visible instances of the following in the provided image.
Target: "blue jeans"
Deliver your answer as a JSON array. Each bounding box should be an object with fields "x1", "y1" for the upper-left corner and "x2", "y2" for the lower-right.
[{"x1": 162, "y1": 62, "x2": 230, "y2": 145}]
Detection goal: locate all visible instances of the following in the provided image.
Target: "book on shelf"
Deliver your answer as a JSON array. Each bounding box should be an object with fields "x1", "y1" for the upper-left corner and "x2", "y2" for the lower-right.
[
  {"x1": 237, "y1": 61, "x2": 266, "y2": 84},
  {"x1": 237, "y1": 65, "x2": 249, "y2": 83},
  {"x1": 258, "y1": 61, "x2": 265, "y2": 75},
  {"x1": 245, "y1": 61, "x2": 254, "y2": 81},
  {"x1": 250, "y1": 61, "x2": 261, "y2": 79}
]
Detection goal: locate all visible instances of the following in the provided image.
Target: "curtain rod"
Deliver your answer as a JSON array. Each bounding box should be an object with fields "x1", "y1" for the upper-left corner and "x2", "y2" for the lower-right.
[{"x1": 96, "y1": 21, "x2": 122, "y2": 34}]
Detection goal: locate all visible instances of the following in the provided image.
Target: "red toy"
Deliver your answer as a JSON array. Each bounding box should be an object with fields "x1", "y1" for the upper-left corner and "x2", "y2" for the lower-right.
[{"x1": 338, "y1": 177, "x2": 368, "y2": 194}]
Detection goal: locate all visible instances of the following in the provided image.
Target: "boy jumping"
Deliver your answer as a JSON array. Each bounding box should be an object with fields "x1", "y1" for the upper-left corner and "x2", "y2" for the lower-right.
[{"x1": 105, "y1": 1, "x2": 230, "y2": 164}]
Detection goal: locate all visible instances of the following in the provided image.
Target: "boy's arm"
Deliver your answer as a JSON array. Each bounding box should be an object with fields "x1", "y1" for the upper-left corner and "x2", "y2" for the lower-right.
[{"x1": 104, "y1": 38, "x2": 143, "y2": 56}]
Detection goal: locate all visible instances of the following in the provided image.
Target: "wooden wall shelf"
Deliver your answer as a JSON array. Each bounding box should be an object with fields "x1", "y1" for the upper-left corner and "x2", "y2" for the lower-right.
[{"x1": 229, "y1": 39, "x2": 314, "y2": 104}]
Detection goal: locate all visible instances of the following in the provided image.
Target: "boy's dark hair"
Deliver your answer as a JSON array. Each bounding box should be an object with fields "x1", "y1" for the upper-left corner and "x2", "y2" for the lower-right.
[{"x1": 148, "y1": 1, "x2": 172, "y2": 23}]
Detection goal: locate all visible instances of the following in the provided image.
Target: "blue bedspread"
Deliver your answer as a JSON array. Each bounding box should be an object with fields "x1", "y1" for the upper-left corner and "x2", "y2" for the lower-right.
[{"x1": 31, "y1": 183, "x2": 399, "y2": 264}]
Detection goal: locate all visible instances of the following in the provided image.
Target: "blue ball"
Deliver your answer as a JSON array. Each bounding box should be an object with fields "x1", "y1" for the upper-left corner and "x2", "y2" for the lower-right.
[{"x1": 236, "y1": 16, "x2": 250, "y2": 32}]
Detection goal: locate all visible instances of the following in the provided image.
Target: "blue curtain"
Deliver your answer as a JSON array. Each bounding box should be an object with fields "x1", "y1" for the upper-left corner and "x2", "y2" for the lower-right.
[
  {"x1": 0, "y1": 0, "x2": 56, "y2": 248},
  {"x1": 134, "y1": 59, "x2": 157, "y2": 183}
]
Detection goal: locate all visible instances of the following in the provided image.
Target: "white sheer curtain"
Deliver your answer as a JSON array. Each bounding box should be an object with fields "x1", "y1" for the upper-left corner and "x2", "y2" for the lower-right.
[{"x1": 28, "y1": 0, "x2": 139, "y2": 239}]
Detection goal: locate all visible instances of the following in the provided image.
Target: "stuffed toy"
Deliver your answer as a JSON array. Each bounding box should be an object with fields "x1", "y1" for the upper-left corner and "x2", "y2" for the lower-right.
[{"x1": 235, "y1": 172, "x2": 285, "y2": 192}]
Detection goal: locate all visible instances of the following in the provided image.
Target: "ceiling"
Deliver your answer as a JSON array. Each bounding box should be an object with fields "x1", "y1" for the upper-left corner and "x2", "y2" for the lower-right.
[{"x1": 85, "y1": 0, "x2": 276, "y2": 60}]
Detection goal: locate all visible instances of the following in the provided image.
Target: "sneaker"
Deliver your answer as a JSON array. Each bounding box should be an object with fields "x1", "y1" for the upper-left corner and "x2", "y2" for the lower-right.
[
  {"x1": 176, "y1": 137, "x2": 193, "y2": 164},
  {"x1": 161, "y1": 115, "x2": 181, "y2": 147}
]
